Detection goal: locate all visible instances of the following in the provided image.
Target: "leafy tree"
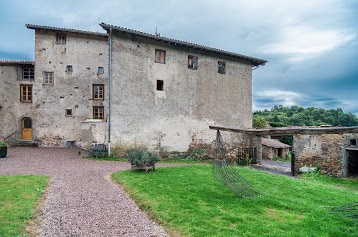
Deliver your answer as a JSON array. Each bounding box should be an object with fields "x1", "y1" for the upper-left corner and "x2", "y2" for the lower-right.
[
  {"x1": 253, "y1": 115, "x2": 267, "y2": 128},
  {"x1": 253, "y1": 105, "x2": 358, "y2": 127}
]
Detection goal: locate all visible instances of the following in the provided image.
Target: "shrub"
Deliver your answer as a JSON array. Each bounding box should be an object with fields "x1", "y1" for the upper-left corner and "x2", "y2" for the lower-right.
[
  {"x1": 0, "y1": 141, "x2": 7, "y2": 148},
  {"x1": 128, "y1": 149, "x2": 160, "y2": 166}
]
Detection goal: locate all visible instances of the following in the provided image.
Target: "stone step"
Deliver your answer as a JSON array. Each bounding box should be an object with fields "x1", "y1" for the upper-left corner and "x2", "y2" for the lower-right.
[{"x1": 11, "y1": 140, "x2": 39, "y2": 147}]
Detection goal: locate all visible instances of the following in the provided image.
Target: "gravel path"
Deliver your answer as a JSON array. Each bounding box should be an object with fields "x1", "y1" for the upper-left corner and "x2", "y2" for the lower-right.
[{"x1": 0, "y1": 147, "x2": 170, "y2": 237}]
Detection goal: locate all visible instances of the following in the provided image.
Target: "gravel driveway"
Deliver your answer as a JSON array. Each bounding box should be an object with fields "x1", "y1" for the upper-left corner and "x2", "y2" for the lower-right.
[{"x1": 0, "y1": 147, "x2": 169, "y2": 237}]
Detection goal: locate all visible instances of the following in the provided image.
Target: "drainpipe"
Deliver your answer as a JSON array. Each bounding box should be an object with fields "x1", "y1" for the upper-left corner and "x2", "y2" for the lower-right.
[{"x1": 108, "y1": 27, "x2": 113, "y2": 156}]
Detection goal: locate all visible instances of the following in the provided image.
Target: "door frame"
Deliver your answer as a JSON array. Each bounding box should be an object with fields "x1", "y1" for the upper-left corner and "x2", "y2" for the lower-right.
[{"x1": 21, "y1": 117, "x2": 33, "y2": 140}]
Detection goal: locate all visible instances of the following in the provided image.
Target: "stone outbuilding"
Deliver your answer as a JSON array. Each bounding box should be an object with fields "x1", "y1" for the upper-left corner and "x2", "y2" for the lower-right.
[
  {"x1": 261, "y1": 138, "x2": 291, "y2": 160},
  {"x1": 210, "y1": 125, "x2": 358, "y2": 177}
]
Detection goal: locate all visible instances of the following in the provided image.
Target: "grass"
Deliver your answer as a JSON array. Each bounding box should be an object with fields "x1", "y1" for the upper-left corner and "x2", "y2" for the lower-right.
[
  {"x1": 300, "y1": 172, "x2": 358, "y2": 190},
  {"x1": 85, "y1": 156, "x2": 128, "y2": 162},
  {"x1": 85, "y1": 155, "x2": 206, "y2": 164},
  {"x1": 0, "y1": 175, "x2": 49, "y2": 237},
  {"x1": 113, "y1": 165, "x2": 357, "y2": 237}
]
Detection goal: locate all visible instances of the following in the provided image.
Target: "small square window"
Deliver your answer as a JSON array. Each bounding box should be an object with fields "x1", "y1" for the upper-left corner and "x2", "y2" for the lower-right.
[
  {"x1": 56, "y1": 34, "x2": 66, "y2": 44},
  {"x1": 188, "y1": 55, "x2": 198, "y2": 70},
  {"x1": 22, "y1": 67, "x2": 34, "y2": 80},
  {"x1": 43, "y1": 72, "x2": 54, "y2": 84},
  {"x1": 218, "y1": 61, "x2": 226, "y2": 74},
  {"x1": 93, "y1": 106, "x2": 104, "y2": 120},
  {"x1": 65, "y1": 109, "x2": 72, "y2": 117},
  {"x1": 20, "y1": 85, "x2": 32, "y2": 103},
  {"x1": 157, "y1": 80, "x2": 164, "y2": 91},
  {"x1": 155, "y1": 49, "x2": 166, "y2": 64},
  {"x1": 98, "y1": 67, "x2": 104, "y2": 74},
  {"x1": 93, "y1": 84, "x2": 104, "y2": 100},
  {"x1": 350, "y1": 139, "x2": 357, "y2": 146},
  {"x1": 66, "y1": 65, "x2": 73, "y2": 73}
]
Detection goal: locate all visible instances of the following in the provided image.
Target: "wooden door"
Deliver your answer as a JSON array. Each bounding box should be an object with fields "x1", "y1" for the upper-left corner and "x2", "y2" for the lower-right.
[{"x1": 21, "y1": 118, "x2": 32, "y2": 140}]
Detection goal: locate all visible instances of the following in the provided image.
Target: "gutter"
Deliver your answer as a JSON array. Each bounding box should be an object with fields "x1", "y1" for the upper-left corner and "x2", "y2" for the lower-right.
[{"x1": 108, "y1": 27, "x2": 113, "y2": 155}]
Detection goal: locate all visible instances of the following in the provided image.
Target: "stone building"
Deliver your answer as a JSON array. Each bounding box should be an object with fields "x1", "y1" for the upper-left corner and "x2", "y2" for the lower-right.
[
  {"x1": 261, "y1": 138, "x2": 291, "y2": 160},
  {"x1": 294, "y1": 133, "x2": 358, "y2": 177},
  {"x1": 0, "y1": 23, "x2": 267, "y2": 153},
  {"x1": 209, "y1": 125, "x2": 358, "y2": 177},
  {"x1": 1, "y1": 25, "x2": 109, "y2": 147}
]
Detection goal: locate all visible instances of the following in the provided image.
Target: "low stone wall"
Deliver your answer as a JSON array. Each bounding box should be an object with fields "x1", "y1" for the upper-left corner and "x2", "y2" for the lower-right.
[{"x1": 80, "y1": 120, "x2": 107, "y2": 149}]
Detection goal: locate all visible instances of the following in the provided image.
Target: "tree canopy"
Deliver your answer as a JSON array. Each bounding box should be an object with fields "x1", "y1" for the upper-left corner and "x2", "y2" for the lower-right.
[{"x1": 253, "y1": 105, "x2": 358, "y2": 128}]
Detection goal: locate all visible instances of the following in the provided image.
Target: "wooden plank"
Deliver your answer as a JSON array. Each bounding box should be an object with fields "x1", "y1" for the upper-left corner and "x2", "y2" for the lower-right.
[{"x1": 209, "y1": 125, "x2": 358, "y2": 136}]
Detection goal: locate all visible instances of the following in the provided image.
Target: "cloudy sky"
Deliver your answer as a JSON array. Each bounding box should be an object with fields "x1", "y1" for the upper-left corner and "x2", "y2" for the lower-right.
[{"x1": 1, "y1": 0, "x2": 357, "y2": 115}]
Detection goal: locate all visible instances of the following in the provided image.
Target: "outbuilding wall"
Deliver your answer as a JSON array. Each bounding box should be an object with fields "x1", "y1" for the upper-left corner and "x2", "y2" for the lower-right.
[{"x1": 293, "y1": 134, "x2": 345, "y2": 176}]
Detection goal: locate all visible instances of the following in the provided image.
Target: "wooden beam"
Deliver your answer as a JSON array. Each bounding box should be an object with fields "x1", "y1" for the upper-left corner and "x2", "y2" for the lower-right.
[{"x1": 209, "y1": 125, "x2": 358, "y2": 136}]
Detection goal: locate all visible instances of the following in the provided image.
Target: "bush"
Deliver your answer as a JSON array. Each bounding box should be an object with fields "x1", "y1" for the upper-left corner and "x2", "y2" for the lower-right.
[
  {"x1": 128, "y1": 149, "x2": 160, "y2": 166},
  {"x1": 0, "y1": 141, "x2": 7, "y2": 148}
]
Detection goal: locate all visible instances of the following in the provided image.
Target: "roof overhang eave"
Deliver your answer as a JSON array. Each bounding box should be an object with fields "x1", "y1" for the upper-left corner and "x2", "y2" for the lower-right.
[{"x1": 100, "y1": 23, "x2": 267, "y2": 66}]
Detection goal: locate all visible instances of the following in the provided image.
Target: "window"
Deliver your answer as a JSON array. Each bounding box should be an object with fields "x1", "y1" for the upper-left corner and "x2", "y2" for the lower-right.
[
  {"x1": 98, "y1": 67, "x2": 104, "y2": 74},
  {"x1": 93, "y1": 106, "x2": 104, "y2": 120},
  {"x1": 43, "y1": 72, "x2": 54, "y2": 84},
  {"x1": 157, "y1": 80, "x2": 164, "y2": 91},
  {"x1": 65, "y1": 109, "x2": 72, "y2": 117},
  {"x1": 22, "y1": 67, "x2": 34, "y2": 80},
  {"x1": 20, "y1": 85, "x2": 32, "y2": 103},
  {"x1": 218, "y1": 61, "x2": 226, "y2": 74},
  {"x1": 56, "y1": 34, "x2": 66, "y2": 44},
  {"x1": 93, "y1": 84, "x2": 104, "y2": 100},
  {"x1": 350, "y1": 139, "x2": 357, "y2": 146},
  {"x1": 66, "y1": 65, "x2": 73, "y2": 73},
  {"x1": 188, "y1": 55, "x2": 198, "y2": 70},
  {"x1": 155, "y1": 49, "x2": 166, "y2": 64}
]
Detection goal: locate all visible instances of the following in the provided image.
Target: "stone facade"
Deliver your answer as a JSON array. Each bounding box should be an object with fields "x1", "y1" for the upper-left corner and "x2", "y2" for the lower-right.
[
  {"x1": 109, "y1": 30, "x2": 255, "y2": 152},
  {"x1": 0, "y1": 27, "x2": 108, "y2": 147},
  {"x1": 293, "y1": 133, "x2": 358, "y2": 177},
  {"x1": 1, "y1": 23, "x2": 266, "y2": 153},
  {"x1": 0, "y1": 62, "x2": 29, "y2": 139}
]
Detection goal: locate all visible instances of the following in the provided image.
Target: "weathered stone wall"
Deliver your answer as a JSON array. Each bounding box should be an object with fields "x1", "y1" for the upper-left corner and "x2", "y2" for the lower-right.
[
  {"x1": 293, "y1": 134, "x2": 345, "y2": 176},
  {"x1": 110, "y1": 31, "x2": 253, "y2": 152},
  {"x1": 0, "y1": 64, "x2": 19, "y2": 139},
  {"x1": 80, "y1": 121, "x2": 107, "y2": 148},
  {"x1": 28, "y1": 30, "x2": 108, "y2": 146},
  {"x1": 262, "y1": 146, "x2": 274, "y2": 160}
]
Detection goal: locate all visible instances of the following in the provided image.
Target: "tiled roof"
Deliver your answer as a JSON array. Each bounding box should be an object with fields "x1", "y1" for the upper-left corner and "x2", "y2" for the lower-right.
[
  {"x1": 100, "y1": 23, "x2": 267, "y2": 66},
  {"x1": 262, "y1": 138, "x2": 291, "y2": 149},
  {"x1": 26, "y1": 24, "x2": 108, "y2": 37},
  {"x1": 0, "y1": 59, "x2": 34, "y2": 65}
]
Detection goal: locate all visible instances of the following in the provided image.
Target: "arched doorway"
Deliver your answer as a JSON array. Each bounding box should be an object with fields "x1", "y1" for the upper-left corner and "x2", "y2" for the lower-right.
[{"x1": 21, "y1": 117, "x2": 32, "y2": 140}]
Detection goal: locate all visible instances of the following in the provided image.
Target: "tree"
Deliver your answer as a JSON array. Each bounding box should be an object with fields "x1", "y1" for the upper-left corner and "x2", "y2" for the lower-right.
[
  {"x1": 253, "y1": 115, "x2": 267, "y2": 128},
  {"x1": 253, "y1": 105, "x2": 358, "y2": 127}
]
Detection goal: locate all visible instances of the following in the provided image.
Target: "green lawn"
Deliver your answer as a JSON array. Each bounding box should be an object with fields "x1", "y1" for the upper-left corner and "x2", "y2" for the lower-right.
[
  {"x1": 85, "y1": 156, "x2": 206, "y2": 164},
  {"x1": 113, "y1": 165, "x2": 357, "y2": 237},
  {"x1": 301, "y1": 172, "x2": 358, "y2": 190},
  {"x1": 0, "y1": 175, "x2": 49, "y2": 237}
]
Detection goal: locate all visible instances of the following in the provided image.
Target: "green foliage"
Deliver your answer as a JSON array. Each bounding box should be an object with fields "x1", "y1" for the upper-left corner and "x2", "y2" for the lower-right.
[
  {"x1": 272, "y1": 153, "x2": 291, "y2": 162},
  {"x1": 253, "y1": 114, "x2": 267, "y2": 128},
  {"x1": 254, "y1": 105, "x2": 358, "y2": 127},
  {"x1": 0, "y1": 175, "x2": 49, "y2": 236},
  {"x1": 113, "y1": 165, "x2": 357, "y2": 237},
  {"x1": 0, "y1": 141, "x2": 8, "y2": 148},
  {"x1": 127, "y1": 148, "x2": 160, "y2": 166}
]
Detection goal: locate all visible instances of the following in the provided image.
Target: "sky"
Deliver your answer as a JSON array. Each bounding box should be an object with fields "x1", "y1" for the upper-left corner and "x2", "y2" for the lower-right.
[{"x1": 1, "y1": 0, "x2": 357, "y2": 115}]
